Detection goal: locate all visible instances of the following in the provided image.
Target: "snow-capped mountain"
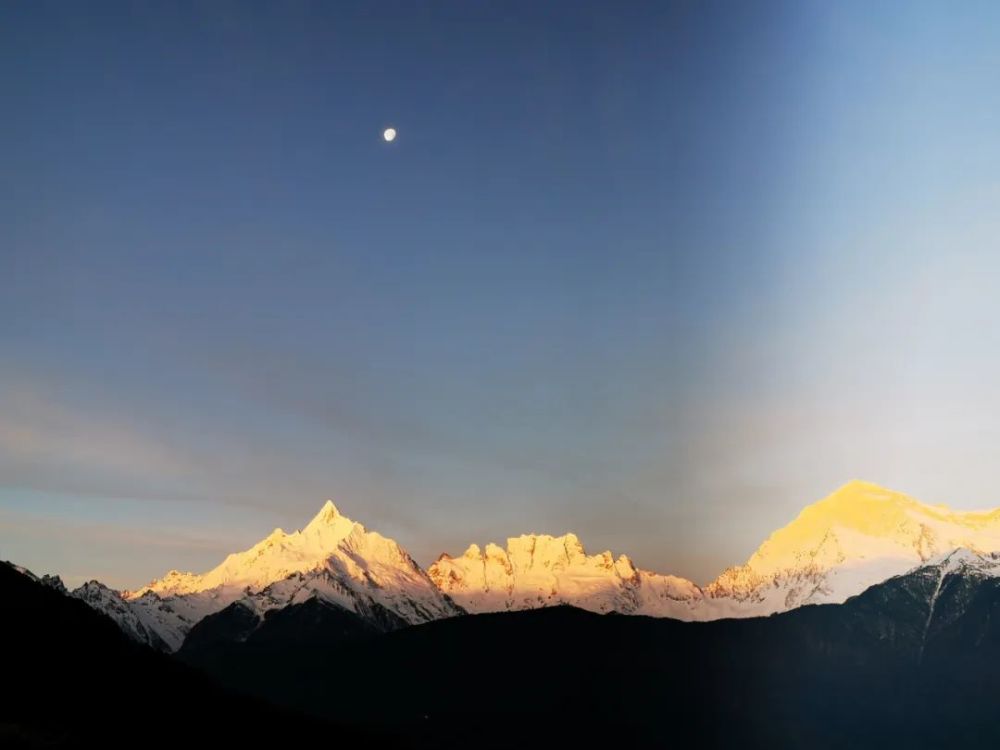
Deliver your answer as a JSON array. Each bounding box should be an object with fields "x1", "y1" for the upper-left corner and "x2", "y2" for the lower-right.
[
  {"x1": 430, "y1": 481, "x2": 1000, "y2": 620},
  {"x1": 702, "y1": 480, "x2": 1000, "y2": 616},
  {"x1": 428, "y1": 533, "x2": 702, "y2": 618},
  {"x1": 23, "y1": 480, "x2": 1000, "y2": 648},
  {"x1": 113, "y1": 500, "x2": 462, "y2": 651}
]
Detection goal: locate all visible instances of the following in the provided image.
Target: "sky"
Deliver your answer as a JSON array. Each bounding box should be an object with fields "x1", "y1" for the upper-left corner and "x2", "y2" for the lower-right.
[{"x1": 4, "y1": 1, "x2": 1000, "y2": 589}]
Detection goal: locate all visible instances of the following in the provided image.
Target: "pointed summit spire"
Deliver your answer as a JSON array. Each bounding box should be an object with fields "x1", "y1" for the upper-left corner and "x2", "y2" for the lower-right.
[
  {"x1": 308, "y1": 499, "x2": 341, "y2": 526},
  {"x1": 302, "y1": 499, "x2": 359, "y2": 542}
]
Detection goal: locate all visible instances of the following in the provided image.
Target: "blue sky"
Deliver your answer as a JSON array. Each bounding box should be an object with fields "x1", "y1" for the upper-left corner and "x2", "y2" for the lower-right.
[{"x1": 4, "y1": 1, "x2": 1000, "y2": 588}]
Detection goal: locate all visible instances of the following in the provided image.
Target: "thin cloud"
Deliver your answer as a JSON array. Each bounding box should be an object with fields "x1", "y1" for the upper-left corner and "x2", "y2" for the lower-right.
[
  {"x1": 0, "y1": 383, "x2": 191, "y2": 483},
  {"x1": 0, "y1": 508, "x2": 233, "y2": 553}
]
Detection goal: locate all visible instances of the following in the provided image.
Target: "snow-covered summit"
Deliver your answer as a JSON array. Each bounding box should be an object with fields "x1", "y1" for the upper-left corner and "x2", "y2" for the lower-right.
[
  {"x1": 128, "y1": 500, "x2": 364, "y2": 598},
  {"x1": 428, "y1": 531, "x2": 702, "y2": 618},
  {"x1": 702, "y1": 480, "x2": 1000, "y2": 615},
  {"x1": 113, "y1": 500, "x2": 462, "y2": 650}
]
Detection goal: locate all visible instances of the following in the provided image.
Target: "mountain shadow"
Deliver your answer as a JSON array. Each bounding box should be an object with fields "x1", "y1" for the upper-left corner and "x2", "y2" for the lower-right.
[{"x1": 0, "y1": 562, "x2": 380, "y2": 748}]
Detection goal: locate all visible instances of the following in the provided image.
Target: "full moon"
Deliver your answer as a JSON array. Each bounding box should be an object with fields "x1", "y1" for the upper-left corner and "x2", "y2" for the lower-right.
[{"x1": 383, "y1": 127, "x2": 397, "y2": 142}]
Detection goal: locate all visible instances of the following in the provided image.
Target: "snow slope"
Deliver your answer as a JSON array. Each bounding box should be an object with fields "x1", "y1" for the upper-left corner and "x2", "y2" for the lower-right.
[{"x1": 119, "y1": 501, "x2": 462, "y2": 650}]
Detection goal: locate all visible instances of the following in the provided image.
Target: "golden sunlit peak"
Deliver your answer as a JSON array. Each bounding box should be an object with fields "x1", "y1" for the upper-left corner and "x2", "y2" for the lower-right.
[
  {"x1": 310, "y1": 499, "x2": 341, "y2": 523},
  {"x1": 301, "y1": 499, "x2": 362, "y2": 540},
  {"x1": 838, "y1": 479, "x2": 892, "y2": 492},
  {"x1": 833, "y1": 479, "x2": 899, "y2": 495},
  {"x1": 820, "y1": 480, "x2": 918, "y2": 507}
]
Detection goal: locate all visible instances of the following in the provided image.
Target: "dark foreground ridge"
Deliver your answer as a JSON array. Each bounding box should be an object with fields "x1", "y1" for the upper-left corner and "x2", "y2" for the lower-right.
[
  {"x1": 9, "y1": 556, "x2": 1000, "y2": 748},
  {"x1": 0, "y1": 562, "x2": 378, "y2": 749},
  {"x1": 180, "y1": 557, "x2": 1000, "y2": 748}
]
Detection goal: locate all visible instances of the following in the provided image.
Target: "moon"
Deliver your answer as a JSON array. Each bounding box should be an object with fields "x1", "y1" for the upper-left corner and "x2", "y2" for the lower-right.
[{"x1": 383, "y1": 127, "x2": 397, "y2": 142}]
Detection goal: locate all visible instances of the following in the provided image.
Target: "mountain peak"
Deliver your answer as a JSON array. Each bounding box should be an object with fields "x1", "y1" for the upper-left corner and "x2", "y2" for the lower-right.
[
  {"x1": 428, "y1": 531, "x2": 703, "y2": 618},
  {"x1": 834, "y1": 478, "x2": 893, "y2": 494},
  {"x1": 824, "y1": 480, "x2": 919, "y2": 506},
  {"x1": 704, "y1": 480, "x2": 1000, "y2": 612},
  {"x1": 301, "y1": 500, "x2": 360, "y2": 547},
  {"x1": 505, "y1": 531, "x2": 584, "y2": 551},
  {"x1": 118, "y1": 499, "x2": 461, "y2": 649},
  {"x1": 307, "y1": 499, "x2": 342, "y2": 526},
  {"x1": 806, "y1": 481, "x2": 982, "y2": 529},
  {"x1": 130, "y1": 500, "x2": 363, "y2": 601}
]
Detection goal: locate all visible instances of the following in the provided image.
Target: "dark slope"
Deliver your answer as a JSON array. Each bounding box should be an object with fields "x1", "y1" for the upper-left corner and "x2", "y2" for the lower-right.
[
  {"x1": 179, "y1": 596, "x2": 382, "y2": 678},
  {"x1": 179, "y1": 599, "x2": 263, "y2": 653},
  {"x1": 248, "y1": 596, "x2": 382, "y2": 645},
  {"x1": 182, "y1": 562, "x2": 1000, "y2": 749},
  {"x1": 0, "y1": 563, "x2": 377, "y2": 748}
]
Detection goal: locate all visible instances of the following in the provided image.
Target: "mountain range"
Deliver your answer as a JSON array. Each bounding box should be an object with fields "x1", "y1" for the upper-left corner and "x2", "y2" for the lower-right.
[
  {"x1": 168, "y1": 547, "x2": 1000, "y2": 748},
  {"x1": 13, "y1": 479, "x2": 1000, "y2": 746},
  {"x1": 15, "y1": 546, "x2": 1000, "y2": 747},
  {"x1": 44, "y1": 479, "x2": 1000, "y2": 651}
]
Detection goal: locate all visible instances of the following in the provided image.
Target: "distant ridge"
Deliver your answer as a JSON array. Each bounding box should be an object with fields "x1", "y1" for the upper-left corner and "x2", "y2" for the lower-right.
[{"x1": 37, "y1": 480, "x2": 1000, "y2": 649}]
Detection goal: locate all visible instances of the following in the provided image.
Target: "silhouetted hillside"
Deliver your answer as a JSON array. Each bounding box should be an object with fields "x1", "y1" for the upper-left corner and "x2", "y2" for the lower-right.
[
  {"x1": 182, "y1": 560, "x2": 1000, "y2": 748},
  {"x1": 0, "y1": 562, "x2": 374, "y2": 748}
]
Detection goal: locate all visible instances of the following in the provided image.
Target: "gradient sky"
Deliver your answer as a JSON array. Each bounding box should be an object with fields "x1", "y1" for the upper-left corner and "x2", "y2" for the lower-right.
[{"x1": 4, "y1": 1, "x2": 1000, "y2": 589}]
